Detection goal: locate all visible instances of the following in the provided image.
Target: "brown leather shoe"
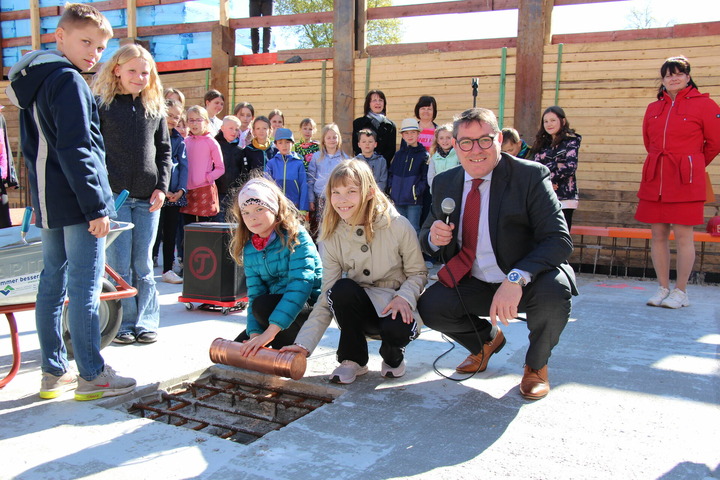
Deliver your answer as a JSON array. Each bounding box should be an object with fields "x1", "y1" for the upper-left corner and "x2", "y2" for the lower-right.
[
  {"x1": 519, "y1": 364, "x2": 549, "y2": 400},
  {"x1": 455, "y1": 328, "x2": 506, "y2": 373}
]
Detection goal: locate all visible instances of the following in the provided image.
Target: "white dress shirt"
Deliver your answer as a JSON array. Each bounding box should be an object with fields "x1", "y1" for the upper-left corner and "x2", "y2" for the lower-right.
[
  {"x1": 430, "y1": 170, "x2": 531, "y2": 285},
  {"x1": 457, "y1": 171, "x2": 505, "y2": 283}
]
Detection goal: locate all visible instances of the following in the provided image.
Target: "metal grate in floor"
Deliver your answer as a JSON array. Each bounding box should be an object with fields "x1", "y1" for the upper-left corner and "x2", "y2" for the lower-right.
[{"x1": 128, "y1": 374, "x2": 335, "y2": 444}]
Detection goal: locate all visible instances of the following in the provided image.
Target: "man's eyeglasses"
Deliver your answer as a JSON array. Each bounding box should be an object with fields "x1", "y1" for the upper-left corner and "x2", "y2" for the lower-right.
[{"x1": 457, "y1": 135, "x2": 496, "y2": 151}]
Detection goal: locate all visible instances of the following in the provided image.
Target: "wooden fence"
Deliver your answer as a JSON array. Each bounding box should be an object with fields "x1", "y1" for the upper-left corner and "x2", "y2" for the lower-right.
[{"x1": 1, "y1": 24, "x2": 719, "y2": 274}]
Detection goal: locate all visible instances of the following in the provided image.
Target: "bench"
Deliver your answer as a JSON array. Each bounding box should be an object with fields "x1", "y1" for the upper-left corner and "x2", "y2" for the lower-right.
[{"x1": 570, "y1": 225, "x2": 720, "y2": 279}]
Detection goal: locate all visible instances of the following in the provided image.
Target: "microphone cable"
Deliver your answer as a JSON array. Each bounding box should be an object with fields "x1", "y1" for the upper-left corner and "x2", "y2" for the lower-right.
[{"x1": 430, "y1": 234, "x2": 491, "y2": 383}]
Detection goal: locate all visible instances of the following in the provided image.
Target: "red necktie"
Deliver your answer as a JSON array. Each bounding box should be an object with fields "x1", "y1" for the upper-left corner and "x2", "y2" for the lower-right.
[{"x1": 438, "y1": 178, "x2": 483, "y2": 288}]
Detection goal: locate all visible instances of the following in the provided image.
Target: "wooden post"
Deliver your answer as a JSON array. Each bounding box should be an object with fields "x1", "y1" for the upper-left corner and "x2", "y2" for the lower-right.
[
  {"x1": 30, "y1": 0, "x2": 41, "y2": 50},
  {"x1": 219, "y1": 0, "x2": 230, "y2": 27},
  {"x1": 211, "y1": 24, "x2": 235, "y2": 117},
  {"x1": 513, "y1": 0, "x2": 552, "y2": 141},
  {"x1": 355, "y1": 0, "x2": 367, "y2": 55},
  {"x1": 126, "y1": 0, "x2": 137, "y2": 39},
  {"x1": 333, "y1": 0, "x2": 355, "y2": 151}
]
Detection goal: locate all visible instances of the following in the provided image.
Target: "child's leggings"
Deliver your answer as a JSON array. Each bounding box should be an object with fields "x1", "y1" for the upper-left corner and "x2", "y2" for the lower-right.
[{"x1": 327, "y1": 278, "x2": 418, "y2": 368}]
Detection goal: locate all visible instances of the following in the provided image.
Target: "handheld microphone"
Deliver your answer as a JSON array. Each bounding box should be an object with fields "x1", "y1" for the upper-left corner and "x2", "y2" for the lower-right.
[{"x1": 441, "y1": 198, "x2": 455, "y2": 225}]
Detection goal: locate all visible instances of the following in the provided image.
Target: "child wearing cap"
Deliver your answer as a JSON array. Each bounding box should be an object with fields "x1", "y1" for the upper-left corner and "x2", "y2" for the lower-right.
[
  {"x1": 264, "y1": 128, "x2": 310, "y2": 215},
  {"x1": 388, "y1": 118, "x2": 429, "y2": 234},
  {"x1": 228, "y1": 178, "x2": 322, "y2": 355}
]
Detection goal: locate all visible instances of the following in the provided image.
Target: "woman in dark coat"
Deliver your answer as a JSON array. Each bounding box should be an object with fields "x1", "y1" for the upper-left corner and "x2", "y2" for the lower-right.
[{"x1": 352, "y1": 90, "x2": 397, "y2": 170}]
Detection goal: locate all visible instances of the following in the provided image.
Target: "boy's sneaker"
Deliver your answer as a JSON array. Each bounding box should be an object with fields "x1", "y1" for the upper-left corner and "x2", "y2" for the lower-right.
[
  {"x1": 162, "y1": 270, "x2": 183, "y2": 284},
  {"x1": 381, "y1": 360, "x2": 406, "y2": 379},
  {"x1": 647, "y1": 286, "x2": 670, "y2": 307},
  {"x1": 75, "y1": 365, "x2": 136, "y2": 401},
  {"x1": 661, "y1": 288, "x2": 690, "y2": 309},
  {"x1": 39, "y1": 371, "x2": 78, "y2": 399},
  {"x1": 329, "y1": 360, "x2": 368, "y2": 384}
]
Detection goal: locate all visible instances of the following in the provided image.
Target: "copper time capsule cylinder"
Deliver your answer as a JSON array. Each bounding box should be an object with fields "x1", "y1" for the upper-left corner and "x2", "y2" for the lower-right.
[{"x1": 209, "y1": 338, "x2": 307, "y2": 380}]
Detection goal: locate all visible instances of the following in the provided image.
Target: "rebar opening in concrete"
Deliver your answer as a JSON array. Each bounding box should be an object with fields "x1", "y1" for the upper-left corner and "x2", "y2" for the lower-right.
[{"x1": 128, "y1": 374, "x2": 335, "y2": 444}]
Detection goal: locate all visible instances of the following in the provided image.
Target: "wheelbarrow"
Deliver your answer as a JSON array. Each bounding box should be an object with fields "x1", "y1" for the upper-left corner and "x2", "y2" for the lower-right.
[{"x1": 0, "y1": 212, "x2": 136, "y2": 389}]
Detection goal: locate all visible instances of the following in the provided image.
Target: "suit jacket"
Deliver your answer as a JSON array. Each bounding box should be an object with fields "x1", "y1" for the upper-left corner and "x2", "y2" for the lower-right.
[{"x1": 420, "y1": 153, "x2": 577, "y2": 293}]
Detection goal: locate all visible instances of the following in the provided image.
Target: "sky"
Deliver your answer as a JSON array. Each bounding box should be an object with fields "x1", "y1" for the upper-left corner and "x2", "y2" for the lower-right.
[
  {"x1": 268, "y1": 0, "x2": 720, "y2": 49},
  {"x1": 396, "y1": 0, "x2": 720, "y2": 43}
]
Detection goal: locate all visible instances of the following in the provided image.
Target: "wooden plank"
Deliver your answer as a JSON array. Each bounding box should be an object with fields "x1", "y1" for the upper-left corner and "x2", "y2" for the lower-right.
[
  {"x1": 277, "y1": 48, "x2": 333, "y2": 62},
  {"x1": 514, "y1": 0, "x2": 551, "y2": 145},
  {"x1": 550, "y1": 32, "x2": 720, "y2": 53},
  {"x1": 210, "y1": 25, "x2": 234, "y2": 118},
  {"x1": 552, "y1": 22, "x2": 720, "y2": 45},
  {"x1": 137, "y1": 21, "x2": 217, "y2": 36},
  {"x1": 156, "y1": 59, "x2": 212, "y2": 72},
  {"x1": 29, "y1": 0, "x2": 41, "y2": 51},
  {"x1": 230, "y1": 12, "x2": 333, "y2": 29},
  {"x1": 544, "y1": 45, "x2": 720, "y2": 63},
  {"x1": 356, "y1": 0, "x2": 367, "y2": 54},
  {"x1": 333, "y1": 0, "x2": 355, "y2": 146},
  {"x1": 368, "y1": 0, "x2": 519, "y2": 21},
  {"x1": 0, "y1": 6, "x2": 60, "y2": 21},
  {"x1": 126, "y1": 0, "x2": 137, "y2": 38}
]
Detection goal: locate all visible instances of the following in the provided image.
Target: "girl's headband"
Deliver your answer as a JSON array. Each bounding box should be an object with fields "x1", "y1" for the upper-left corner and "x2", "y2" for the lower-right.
[{"x1": 237, "y1": 179, "x2": 279, "y2": 215}]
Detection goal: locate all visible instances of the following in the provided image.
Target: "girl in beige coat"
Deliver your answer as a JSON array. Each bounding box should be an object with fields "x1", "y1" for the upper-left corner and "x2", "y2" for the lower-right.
[{"x1": 283, "y1": 160, "x2": 428, "y2": 384}]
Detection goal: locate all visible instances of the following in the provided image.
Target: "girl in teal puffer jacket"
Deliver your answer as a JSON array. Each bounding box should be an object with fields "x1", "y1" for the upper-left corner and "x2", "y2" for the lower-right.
[{"x1": 227, "y1": 177, "x2": 323, "y2": 357}]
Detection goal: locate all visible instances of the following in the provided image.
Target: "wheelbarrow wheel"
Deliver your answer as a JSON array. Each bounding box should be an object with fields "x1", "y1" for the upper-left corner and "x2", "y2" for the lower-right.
[{"x1": 62, "y1": 278, "x2": 123, "y2": 358}]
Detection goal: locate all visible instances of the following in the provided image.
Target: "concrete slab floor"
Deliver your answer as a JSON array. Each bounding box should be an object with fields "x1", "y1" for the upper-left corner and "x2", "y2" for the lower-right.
[{"x1": 1, "y1": 273, "x2": 718, "y2": 480}]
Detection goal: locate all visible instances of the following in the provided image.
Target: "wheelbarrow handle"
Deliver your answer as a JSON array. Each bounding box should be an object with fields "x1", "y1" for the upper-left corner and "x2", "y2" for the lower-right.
[
  {"x1": 20, "y1": 206, "x2": 33, "y2": 241},
  {"x1": 114, "y1": 190, "x2": 130, "y2": 211}
]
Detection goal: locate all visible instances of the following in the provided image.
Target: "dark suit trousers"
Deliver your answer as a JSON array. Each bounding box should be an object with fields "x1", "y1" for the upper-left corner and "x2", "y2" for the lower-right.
[{"x1": 418, "y1": 269, "x2": 572, "y2": 369}]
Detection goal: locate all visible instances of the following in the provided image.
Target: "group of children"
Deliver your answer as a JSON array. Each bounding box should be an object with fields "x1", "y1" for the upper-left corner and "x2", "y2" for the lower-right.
[{"x1": 11, "y1": 2, "x2": 582, "y2": 401}]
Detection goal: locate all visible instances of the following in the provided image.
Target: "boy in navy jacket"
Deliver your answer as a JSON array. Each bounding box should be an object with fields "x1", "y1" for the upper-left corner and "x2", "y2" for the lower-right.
[
  {"x1": 389, "y1": 118, "x2": 429, "y2": 233},
  {"x1": 6, "y1": 3, "x2": 136, "y2": 401},
  {"x1": 265, "y1": 128, "x2": 309, "y2": 215}
]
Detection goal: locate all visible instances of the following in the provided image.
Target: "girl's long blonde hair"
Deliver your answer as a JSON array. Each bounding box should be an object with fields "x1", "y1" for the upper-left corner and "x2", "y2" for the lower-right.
[
  {"x1": 92, "y1": 44, "x2": 165, "y2": 118},
  {"x1": 316, "y1": 123, "x2": 347, "y2": 163},
  {"x1": 320, "y1": 159, "x2": 390, "y2": 244},
  {"x1": 227, "y1": 174, "x2": 302, "y2": 266}
]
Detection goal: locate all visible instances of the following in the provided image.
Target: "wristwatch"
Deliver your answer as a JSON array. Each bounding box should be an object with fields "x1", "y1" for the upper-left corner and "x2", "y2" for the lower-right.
[{"x1": 507, "y1": 270, "x2": 527, "y2": 287}]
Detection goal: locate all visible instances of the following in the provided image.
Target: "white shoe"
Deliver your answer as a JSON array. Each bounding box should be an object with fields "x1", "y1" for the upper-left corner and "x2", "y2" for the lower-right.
[
  {"x1": 162, "y1": 270, "x2": 183, "y2": 284},
  {"x1": 172, "y1": 258, "x2": 183, "y2": 275},
  {"x1": 381, "y1": 360, "x2": 406, "y2": 379},
  {"x1": 647, "y1": 286, "x2": 670, "y2": 307},
  {"x1": 660, "y1": 288, "x2": 689, "y2": 309},
  {"x1": 329, "y1": 360, "x2": 368, "y2": 384}
]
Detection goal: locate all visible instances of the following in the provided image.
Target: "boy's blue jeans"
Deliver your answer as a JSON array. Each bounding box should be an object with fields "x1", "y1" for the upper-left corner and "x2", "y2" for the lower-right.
[
  {"x1": 395, "y1": 205, "x2": 422, "y2": 234},
  {"x1": 36, "y1": 223, "x2": 105, "y2": 381},
  {"x1": 107, "y1": 195, "x2": 160, "y2": 335}
]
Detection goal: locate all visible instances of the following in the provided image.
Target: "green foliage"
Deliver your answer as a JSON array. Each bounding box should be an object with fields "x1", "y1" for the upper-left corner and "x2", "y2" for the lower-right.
[{"x1": 275, "y1": 0, "x2": 402, "y2": 49}]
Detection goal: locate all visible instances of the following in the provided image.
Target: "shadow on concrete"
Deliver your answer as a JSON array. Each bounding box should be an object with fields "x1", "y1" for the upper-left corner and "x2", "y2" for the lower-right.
[{"x1": 657, "y1": 461, "x2": 719, "y2": 479}]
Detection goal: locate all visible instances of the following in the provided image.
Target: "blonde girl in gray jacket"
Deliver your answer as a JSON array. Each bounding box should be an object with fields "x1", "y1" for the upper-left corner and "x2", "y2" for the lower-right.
[{"x1": 283, "y1": 159, "x2": 428, "y2": 384}]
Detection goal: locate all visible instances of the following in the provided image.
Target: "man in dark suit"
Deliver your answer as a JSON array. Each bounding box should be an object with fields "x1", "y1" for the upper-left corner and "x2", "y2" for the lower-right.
[{"x1": 417, "y1": 107, "x2": 576, "y2": 400}]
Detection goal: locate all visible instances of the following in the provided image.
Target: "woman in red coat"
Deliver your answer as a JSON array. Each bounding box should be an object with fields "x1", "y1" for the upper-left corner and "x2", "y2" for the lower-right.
[{"x1": 636, "y1": 56, "x2": 720, "y2": 308}]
